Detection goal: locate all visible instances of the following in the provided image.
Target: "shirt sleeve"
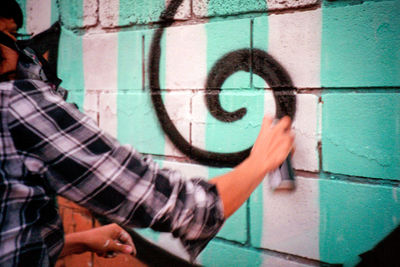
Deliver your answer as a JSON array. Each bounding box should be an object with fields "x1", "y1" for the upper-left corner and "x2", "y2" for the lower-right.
[{"x1": 7, "y1": 79, "x2": 225, "y2": 260}]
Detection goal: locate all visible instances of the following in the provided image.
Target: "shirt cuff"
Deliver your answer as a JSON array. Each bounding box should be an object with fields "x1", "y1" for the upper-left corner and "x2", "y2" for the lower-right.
[{"x1": 179, "y1": 179, "x2": 225, "y2": 262}]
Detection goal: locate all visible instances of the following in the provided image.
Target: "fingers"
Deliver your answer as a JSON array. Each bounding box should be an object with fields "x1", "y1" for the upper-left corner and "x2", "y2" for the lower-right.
[
  {"x1": 118, "y1": 230, "x2": 136, "y2": 255},
  {"x1": 107, "y1": 224, "x2": 136, "y2": 256},
  {"x1": 103, "y1": 238, "x2": 134, "y2": 255}
]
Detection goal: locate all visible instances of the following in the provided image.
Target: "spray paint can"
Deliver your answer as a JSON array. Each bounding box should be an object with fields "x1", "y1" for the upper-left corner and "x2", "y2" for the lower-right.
[{"x1": 269, "y1": 154, "x2": 295, "y2": 190}]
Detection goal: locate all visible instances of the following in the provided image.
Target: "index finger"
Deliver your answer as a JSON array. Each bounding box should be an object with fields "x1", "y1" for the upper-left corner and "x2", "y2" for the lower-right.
[{"x1": 274, "y1": 116, "x2": 292, "y2": 132}]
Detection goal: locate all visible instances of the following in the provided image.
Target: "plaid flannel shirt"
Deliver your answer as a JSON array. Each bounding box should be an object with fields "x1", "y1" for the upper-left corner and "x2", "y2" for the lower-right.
[{"x1": 0, "y1": 48, "x2": 224, "y2": 266}]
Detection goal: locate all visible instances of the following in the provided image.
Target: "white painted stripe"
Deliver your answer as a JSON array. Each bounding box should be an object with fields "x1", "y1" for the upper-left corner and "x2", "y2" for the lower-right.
[
  {"x1": 99, "y1": 0, "x2": 120, "y2": 27},
  {"x1": 164, "y1": 23, "x2": 208, "y2": 157},
  {"x1": 83, "y1": 0, "x2": 98, "y2": 27},
  {"x1": 263, "y1": 9, "x2": 321, "y2": 171},
  {"x1": 266, "y1": 0, "x2": 319, "y2": 11},
  {"x1": 165, "y1": 24, "x2": 208, "y2": 89},
  {"x1": 267, "y1": 9, "x2": 322, "y2": 88},
  {"x1": 292, "y1": 94, "x2": 320, "y2": 172},
  {"x1": 166, "y1": 0, "x2": 191, "y2": 20},
  {"x1": 261, "y1": 176, "x2": 320, "y2": 260},
  {"x1": 82, "y1": 32, "x2": 118, "y2": 136},
  {"x1": 26, "y1": 0, "x2": 52, "y2": 35}
]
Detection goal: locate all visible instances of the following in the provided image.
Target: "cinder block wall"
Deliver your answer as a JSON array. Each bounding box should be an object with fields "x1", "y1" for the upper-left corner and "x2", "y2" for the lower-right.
[{"x1": 17, "y1": 0, "x2": 400, "y2": 266}]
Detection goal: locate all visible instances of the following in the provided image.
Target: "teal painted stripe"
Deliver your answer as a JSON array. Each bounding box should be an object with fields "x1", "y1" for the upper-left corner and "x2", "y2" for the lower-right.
[
  {"x1": 57, "y1": 28, "x2": 84, "y2": 109},
  {"x1": 59, "y1": 0, "x2": 84, "y2": 28},
  {"x1": 15, "y1": 0, "x2": 27, "y2": 33},
  {"x1": 204, "y1": 17, "x2": 255, "y2": 250},
  {"x1": 208, "y1": 167, "x2": 247, "y2": 243},
  {"x1": 249, "y1": 15, "x2": 268, "y2": 251},
  {"x1": 319, "y1": 176, "x2": 400, "y2": 266},
  {"x1": 321, "y1": 91, "x2": 400, "y2": 180},
  {"x1": 206, "y1": 0, "x2": 267, "y2": 17},
  {"x1": 201, "y1": 2, "x2": 267, "y2": 264},
  {"x1": 118, "y1": 0, "x2": 166, "y2": 26},
  {"x1": 201, "y1": 240, "x2": 264, "y2": 267},
  {"x1": 51, "y1": 0, "x2": 59, "y2": 24},
  {"x1": 116, "y1": 29, "x2": 165, "y2": 154},
  {"x1": 321, "y1": 0, "x2": 400, "y2": 87}
]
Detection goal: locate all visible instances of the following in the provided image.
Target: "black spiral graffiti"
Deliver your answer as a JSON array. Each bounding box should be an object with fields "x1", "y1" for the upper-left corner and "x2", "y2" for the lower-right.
[{"x1": 149, "y1": 0, "x2": 296, "y2": 168}]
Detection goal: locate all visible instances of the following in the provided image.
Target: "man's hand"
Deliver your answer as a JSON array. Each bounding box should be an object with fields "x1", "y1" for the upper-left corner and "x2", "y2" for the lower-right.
[
  {"x1": 210, "y1": 115, "x2": 294, "y2": 218},
  {"x1": 249, "y1": 116, "x2": 294, "y2": 176},
  {"x1": 60, "y1": 223, "x2": 136, "y2": 258}
]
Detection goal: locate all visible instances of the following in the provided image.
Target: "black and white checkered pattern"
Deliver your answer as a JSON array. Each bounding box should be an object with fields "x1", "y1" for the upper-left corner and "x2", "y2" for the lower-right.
[{"x1": 0, "y1": 49, "x2": 224, "y2": 266}]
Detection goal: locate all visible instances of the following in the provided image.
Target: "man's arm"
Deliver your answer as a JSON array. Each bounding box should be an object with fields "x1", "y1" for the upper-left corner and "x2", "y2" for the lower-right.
[{"x1": 7, "y1": 79, "x2": 293, "y2": 258}]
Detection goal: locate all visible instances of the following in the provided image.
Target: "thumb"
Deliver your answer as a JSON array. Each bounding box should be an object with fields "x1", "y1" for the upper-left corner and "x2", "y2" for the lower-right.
[{"x1": 106, "y1": 239, "x2": 134, "y2": 255}]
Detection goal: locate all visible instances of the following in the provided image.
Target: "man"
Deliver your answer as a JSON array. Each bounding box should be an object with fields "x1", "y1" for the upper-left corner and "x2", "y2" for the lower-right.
[{"x1": 0, "y1": 1, "x2": 294, "y2": 266}]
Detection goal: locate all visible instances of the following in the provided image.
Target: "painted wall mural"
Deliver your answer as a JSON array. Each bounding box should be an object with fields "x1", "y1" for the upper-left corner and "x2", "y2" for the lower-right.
[
  {"x1": 149, "y1": 0, "x2": 296, "y2": 167},
  {"x1": 17, "y1": 0, "x2": 400, "y2": 266}
]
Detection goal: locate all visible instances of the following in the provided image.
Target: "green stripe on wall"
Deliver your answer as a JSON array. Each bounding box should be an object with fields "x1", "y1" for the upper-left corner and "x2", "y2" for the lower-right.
[
  {"x1": 321, "y1": 0, "x2": 400, "y2": 87},
  {"x1": 16, "y1": 0, "x2": 27, "y2": 33},
  {"x1": 51, "y1": 0, "x2": 59, "y2": 25},
  {"x1": 58, "y1": 28, "x2": 85, "y2": 109},
  {"x1": 202, "y1": 1, "x2": 267, "y2": 265},
  {"x1": 319, "y1": 177, "x2": 400, "y2": 266}
]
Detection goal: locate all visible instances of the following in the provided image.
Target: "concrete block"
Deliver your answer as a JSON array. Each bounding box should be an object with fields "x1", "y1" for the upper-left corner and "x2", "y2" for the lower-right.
[
  {"x1": 166, "y1": 0, "x2": 191, "y2": 20},
  {"x1": 116, "y1": 0, "x2": 190, "y2": 27},
  {"x1": 83, "y1": 91, "x2": 99, "y2": 122},
  {"x1": 191, "y1": 91, "x2": 207, "y2": 150},
  {"x1": 267, "y1": 0, "x2": 318, "y2": 11},
  {"x1": 26, "y1": 0, "x2": 57, "y2": 35},
  {"x1": 59, "y1": 0, "x2": 98, "y2": 29},
  {"x1": 293, "y1": 94, "x2": 320, "y2": 172},
  {"x1": 99, "y1": 92, "x2": 118, "y2": 138},
  {"x1": 321, "y1": 0, "x2": 400, "y2": 87},
  {"x1": 165, "y1": 24, "x2": 207, "y2": 90},
  {"x1": 118, "y1": 30, "x2": 145, "y2": 91},
  {"x1": 253, "y1": 9, "x2": 322, "y2": 89},
  {"x1": 205, "y1": 19, "x2": 252, "y2": 90},
  {"x1": 319, "y1": 177, "x2": 400, "y2": 266},
  {"x1": 58, "y1": 28, "x2": 85, "y2": 93},
  {"x1": 117, "y1": 91, "x2": 165, "y2": 155},
  {"x1": 322, "y1": 92, "x2": 400, "y2": 180},
  {"x1": 249, "y1": 176, "x2": 320, "y2": 260},
  {"x1": 163, "y1": 92, "x2": 192, "y2": 157},
  {"x1": 194, "y1": 0, "x2": 318, "y2": 17},
  {"x1": 157, "y1": 19, "x2": 250, "y2": 90},
  {"x1": 82, "y1": 32, "x2": 119, "y2": 92},
  {"x1": 99, "y1": 0, "x2": 119, "y2": 28},
  {"x1": 194, "y1": 0, "x2": 267, "y2": 18}
]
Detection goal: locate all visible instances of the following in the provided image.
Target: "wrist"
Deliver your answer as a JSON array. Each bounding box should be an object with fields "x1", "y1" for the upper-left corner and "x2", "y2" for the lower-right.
[
  {"x1": 241, "y1": 155, "x2": 270, "y2": 180},
  {"x1": 61, "y1": 232, "x2": 90, "y2": 257}
]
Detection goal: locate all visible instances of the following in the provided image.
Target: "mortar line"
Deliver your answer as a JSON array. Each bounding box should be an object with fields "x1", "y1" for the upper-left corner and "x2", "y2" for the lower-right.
[
  {"x1": 142, "y1": 34, "x2": 146, "y2": 91},
  {"x1": 250, "y1": 19, "x2": 254, "y2": 88},
  {"x1": 212, "y1": 237, "x2": 337, "y2": 267}
]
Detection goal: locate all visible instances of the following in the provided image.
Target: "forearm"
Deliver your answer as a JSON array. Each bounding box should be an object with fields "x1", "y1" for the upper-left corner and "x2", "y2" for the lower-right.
[{"x1": 209, "y1": 157, "x2": 265, "y2": 219}]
